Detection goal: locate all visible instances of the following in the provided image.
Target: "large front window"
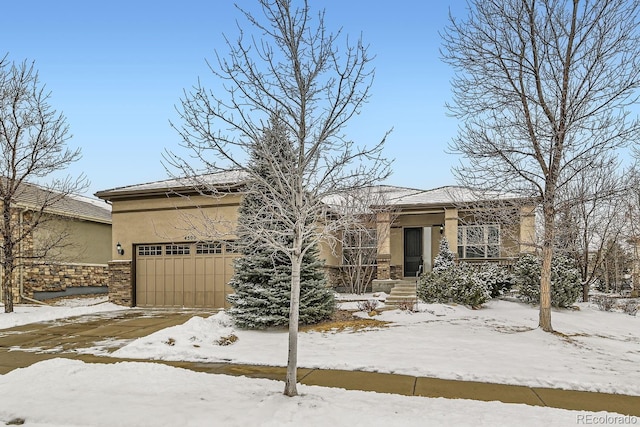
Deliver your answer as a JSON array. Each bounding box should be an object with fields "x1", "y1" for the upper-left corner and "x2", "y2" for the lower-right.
[
  {"x1": 457, "y1": 224, "x2": 500, "y2": 259},
  {"x1": 343, "y1": 228, "x2": 377, "y2": 266}
]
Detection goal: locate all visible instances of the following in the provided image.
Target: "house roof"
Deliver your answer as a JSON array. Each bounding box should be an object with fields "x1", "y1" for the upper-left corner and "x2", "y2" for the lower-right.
[
  {"x1": 95, "y1": 170, "x2": 248, "y2": 200},
  {"x1": 96, "y1": 169, "x2": 528, "y2": 214},
  {"x1": 8, "y1": 180, "x2": 111, "y2": 224},
  {"x1": 372, "y1": 185, "x2": 519, "y2": 208}
]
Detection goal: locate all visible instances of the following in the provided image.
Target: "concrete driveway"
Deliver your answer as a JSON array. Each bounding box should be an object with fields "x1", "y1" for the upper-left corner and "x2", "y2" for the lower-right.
[{"x1": 0, "y1": 308, "x2": 217, "y2": 373}]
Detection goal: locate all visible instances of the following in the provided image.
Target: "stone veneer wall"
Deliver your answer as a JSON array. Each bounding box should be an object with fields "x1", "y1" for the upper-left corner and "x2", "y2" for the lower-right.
[
  {"x1": 108, "y1": 260, "x2": 133, "y2": 306},
  {"x1": 22, "y1": 262, "x2": 108, "y2": 297},
  {"x1": 390, "y1": 265, "x2": 402, "y2": 280}
]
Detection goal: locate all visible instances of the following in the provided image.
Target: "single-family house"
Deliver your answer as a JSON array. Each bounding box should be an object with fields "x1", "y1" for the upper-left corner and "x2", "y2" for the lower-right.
[
  {"x1": 96, "y1": 172, "x2": 536, "y2": 309},
  {"x1": 1, "y1": 181, "x2": 112, "y2": 303}
]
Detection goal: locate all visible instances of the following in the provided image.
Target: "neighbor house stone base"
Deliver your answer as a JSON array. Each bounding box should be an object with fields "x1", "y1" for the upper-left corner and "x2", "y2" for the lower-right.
[
  {"x1": 24, "y1": 262, "x2": 108, "y2": 294},
  {"x1": 108, "y1": 260, "x2": 133, "y2": 306},
  {"x1": 12, "y1": 262, "x2": 108, "y2": 301}
]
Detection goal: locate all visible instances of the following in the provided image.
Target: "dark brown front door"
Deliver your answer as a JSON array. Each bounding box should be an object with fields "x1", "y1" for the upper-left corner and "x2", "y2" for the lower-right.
[{"x1": 404, "y1": 228, "x2": 423, "y2": 277}]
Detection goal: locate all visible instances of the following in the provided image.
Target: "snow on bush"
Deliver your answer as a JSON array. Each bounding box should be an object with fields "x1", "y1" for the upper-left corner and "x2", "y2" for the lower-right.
[
  {"x1": 514, "y1": 254, "x2": 581, "y2": 308},
  {"x1": 472, "y1": 262, "x2": 515, "y2": 298},
  {"x1": 418, "y1": 241, "x2": 491, "y2": 308}
]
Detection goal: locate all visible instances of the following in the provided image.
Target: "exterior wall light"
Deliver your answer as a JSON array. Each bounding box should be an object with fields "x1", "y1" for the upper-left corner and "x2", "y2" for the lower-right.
[
  {"x1": 439, "y1": 225, "x2": 444, "y2": 235},
  {"x1": 116, "y1": 242, "x2": 124, "y2": 255}
]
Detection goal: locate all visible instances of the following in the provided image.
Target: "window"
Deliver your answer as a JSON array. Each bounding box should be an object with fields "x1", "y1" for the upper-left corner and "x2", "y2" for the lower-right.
[
  {"x1": 457, "y1": 225, "x2": 500, "y2": 259},
  {"x1": 196, "y1": 242, "x2": 222, "y2": 254},
  {"x1": 138, "y1": 245, "x2": 162, "y2": 256},
  {"x1": 165, "y1": 244, "x2": 190, "y2": 255},
  {"x1": 342, "y1": 228, "x2": 377, "y2": 266}
]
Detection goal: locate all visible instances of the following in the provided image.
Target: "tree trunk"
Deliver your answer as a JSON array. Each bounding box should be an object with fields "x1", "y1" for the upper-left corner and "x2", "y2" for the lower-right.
[
  {"x1": 582, "y1": 282, "x2": 590, "y2": 303},
  {"x1": 284, "y1": 239, "x2": 302, "y2": 397},
  {"x1": 539, "y1": 204, "x2": 554, "y2": 332},
  {"x1": 2, "y1": 202, "x2": 14, "y2": 313}
]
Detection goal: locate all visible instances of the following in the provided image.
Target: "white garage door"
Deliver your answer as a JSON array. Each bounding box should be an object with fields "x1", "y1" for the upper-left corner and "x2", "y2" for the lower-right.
[{"x1": 135, "y1": 242, "x2": 238, "y2": 308}]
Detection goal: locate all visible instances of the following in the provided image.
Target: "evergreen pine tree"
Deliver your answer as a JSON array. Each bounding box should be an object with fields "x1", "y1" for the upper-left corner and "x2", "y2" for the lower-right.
[
  {"x1": 433, "y1": 237, "x2": 456, "y2": 273},
  {"x1": 227, "y1": 115, "x2": 335, "y2": 329}
]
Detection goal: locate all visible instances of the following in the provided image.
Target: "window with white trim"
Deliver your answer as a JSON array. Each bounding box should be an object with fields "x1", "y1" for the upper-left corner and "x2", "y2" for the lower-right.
[
  {"x1": 196, "y1": 242, "x2": 222, "y2": 254},
  {"x1": 165, "y1": 244, "x2": 191, "y2": 255},
  {"x1": 457, "y1": 224, "x2": 500, "y2": 259},
  {"x1": 342, "y1": 228, "x2": 377, "y2": 266},
  {"x1": 138, "y1": 245, "x2": 162, "y2": 256}
]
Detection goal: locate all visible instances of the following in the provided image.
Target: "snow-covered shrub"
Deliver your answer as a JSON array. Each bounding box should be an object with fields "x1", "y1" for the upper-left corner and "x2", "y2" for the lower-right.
[
  {"x1": 514, "y1": 254, "x2": 581, "y2": 308},
  {"x1": 473, "y1": 262, "x2": 515, "y2": 298},
  {"x1": 418, "y1": 264, "x2": 490, "y2": 308},
  {"x1": 622, "y1": 299, "x2": 638, "y2": 316},
  {"x1": 417, "y1": 268, "x2": 455, "y2": 304},
  {"x1": 593, "y1": 295, "x2": 616, "y2": 312},
  {"x1": 433, "y1": 237, "x2": 456, "y2": 273},
  {"x1": 450, "y1": 264, "x2": 492, "y2": 307}
]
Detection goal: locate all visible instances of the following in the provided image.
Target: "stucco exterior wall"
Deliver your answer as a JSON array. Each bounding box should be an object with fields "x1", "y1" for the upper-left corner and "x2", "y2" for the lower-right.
[
  {"x1": 33, "y1": 215, "x2": 112, "y2": 264},
  {"x1": 110, "y1": 193, "x2": 242, "y2": 260}
]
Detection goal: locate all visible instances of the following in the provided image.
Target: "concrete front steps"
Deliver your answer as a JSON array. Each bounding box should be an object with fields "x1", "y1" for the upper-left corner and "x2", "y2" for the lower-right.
[{"x1": 385, "y1": 280, "x2": 419, "y2": 307}]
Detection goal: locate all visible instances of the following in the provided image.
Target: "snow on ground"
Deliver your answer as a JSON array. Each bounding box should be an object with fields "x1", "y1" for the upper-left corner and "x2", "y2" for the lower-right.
[
  {"x1": 0, "y1": 358, "x2": 621, "y2": 427},
  {"x1": 0, "y1": 296, "x2": 122, "y2": 329},
  {"x1": 110, "y1": 298, "x2": 640, "y2": 396},
  {"x1": 0, "y1": 295, "x2": 638, "y2": 426}
]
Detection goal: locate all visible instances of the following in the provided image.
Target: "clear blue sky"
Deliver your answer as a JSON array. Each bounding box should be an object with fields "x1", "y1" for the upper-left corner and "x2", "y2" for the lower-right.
[{"x1": 1, "y1": 0, "x2": 468, "y2": 197}]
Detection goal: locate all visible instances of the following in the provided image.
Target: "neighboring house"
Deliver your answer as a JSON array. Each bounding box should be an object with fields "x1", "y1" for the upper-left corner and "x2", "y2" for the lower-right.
[
  {"x1": 96, "y1": 173, "x2": 536, "y2": 309},
  {"x1": 1, "y1": 182, "x2": 112, "y2": 303}
]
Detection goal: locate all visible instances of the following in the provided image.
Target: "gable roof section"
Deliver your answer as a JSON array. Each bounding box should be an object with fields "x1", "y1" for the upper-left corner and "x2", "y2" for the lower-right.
[{"x1": 6, "y1": 180, "x2": 111, "y2": 224}]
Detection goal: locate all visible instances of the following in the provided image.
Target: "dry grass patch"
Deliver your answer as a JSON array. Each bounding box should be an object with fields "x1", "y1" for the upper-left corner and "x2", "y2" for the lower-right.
[{"x1": 301, "y1": 310, "x2": 390, "y2": 333}]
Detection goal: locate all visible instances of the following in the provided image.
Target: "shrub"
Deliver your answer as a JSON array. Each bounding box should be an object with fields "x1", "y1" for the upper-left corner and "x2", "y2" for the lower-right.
[
  {"x1": 622, "y1": 299, "x2": 638, "y2": 316},
  {"x1": 433, "y1": 237, "x2": 456, "y2": 273},
  {"x1": 418, "y1": 264, "x2": 490, "y2": 308},
  {"x1": 593, "y1": 295, "x2": 616, "y2": 312},
  {"x1": 356, "y1": 299, "x2": 379, "y2": 312},
  {"x1": 514, "y1": 254, "x2": 581, "y2": 308},
  {"x1": 473, "y1": 263, "x2": 515, "y2": 298}
]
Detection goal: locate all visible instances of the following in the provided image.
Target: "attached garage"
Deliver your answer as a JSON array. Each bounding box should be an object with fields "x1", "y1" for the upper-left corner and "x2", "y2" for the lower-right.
[
  {"x1": 135, "y1": 242, "x2": 238, "y2": 308},
  {"x1": 94, "y1": 172, "x2": 247, "y2": 308}
]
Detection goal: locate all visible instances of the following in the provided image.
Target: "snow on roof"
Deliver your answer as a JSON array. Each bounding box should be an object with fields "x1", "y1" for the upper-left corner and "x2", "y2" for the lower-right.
[
  {"x1": 95, "y1": 170, "x2": 249, "y2": 200},
  {"x1": 326, "y1": 185, "x2": 523, "y2": 211},
  {"x1": 96, "y1": 171, "x2": 526, "y2": 210}
]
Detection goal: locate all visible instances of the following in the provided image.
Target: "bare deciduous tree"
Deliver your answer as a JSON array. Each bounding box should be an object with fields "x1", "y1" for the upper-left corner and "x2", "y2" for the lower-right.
[
  {"x1": 0, "y1": 57, "x2": 87, "y2": 313},
  {"x1": 442, "y1": 0, "x2": 640, "y2": 332},
  {"x1": 332, "y1": 187, "x2": 398, "y2": 295},
  {"x1": 167, "y1": 0, "x2": 390, "y2": 396},
  {"x1": 554, "y1": 157, "x2": 631, "y2": 301}
]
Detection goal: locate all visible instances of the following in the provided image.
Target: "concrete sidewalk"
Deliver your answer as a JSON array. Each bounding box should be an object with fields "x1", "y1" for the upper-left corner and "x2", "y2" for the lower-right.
[{"x1": 1, "y1": 309, "x2": 639, "y2": 417}]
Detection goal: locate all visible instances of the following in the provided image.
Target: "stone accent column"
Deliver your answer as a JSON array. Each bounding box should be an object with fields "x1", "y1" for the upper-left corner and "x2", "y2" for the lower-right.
[
  {"x1": 376, "y1": 211, "x2": 392, "y2": 280},
  {"x1": 108, "y1": 260, "x2": 133, "y2": 306}
]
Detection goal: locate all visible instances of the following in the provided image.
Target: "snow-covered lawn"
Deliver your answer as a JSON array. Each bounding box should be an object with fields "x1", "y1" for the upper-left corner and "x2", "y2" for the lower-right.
[
  {"x1": 110, "y1": 298, "x2": 640, "y2": 396},
  {"x1": 0, "y1": 296, "x2": 638, "y2": 426}
]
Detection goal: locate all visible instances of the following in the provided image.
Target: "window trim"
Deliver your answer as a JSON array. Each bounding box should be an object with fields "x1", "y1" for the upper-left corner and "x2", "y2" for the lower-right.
[
  {"x1": 137, "y1": 245, "x2": 163, "y2": 256},
  {"x1": 457, "y1": 224, "x2": 501, "y2": 259}
]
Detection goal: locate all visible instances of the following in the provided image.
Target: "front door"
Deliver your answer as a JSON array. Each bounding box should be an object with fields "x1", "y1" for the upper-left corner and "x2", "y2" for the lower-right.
[{"x1": 404, "y1": 228, "x2": 423, "y2": 277}]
